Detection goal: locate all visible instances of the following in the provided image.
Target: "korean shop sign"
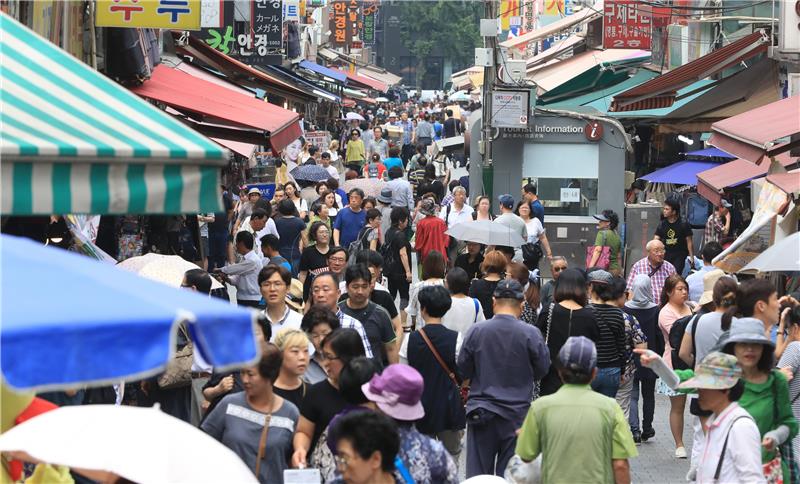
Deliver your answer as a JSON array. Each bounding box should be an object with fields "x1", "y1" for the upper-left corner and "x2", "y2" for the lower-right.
[
  {"x1": 96, "y1": 0, "x2": 201, "y2": 30},
  {"x1": 362, "y1": 0, "x2": 377, "y2": 45},
  {"x1": 200, "y1": 0, "x2": 283, "y2": 65},
  {"x1": 603, "y1": 0, "x2": 651, "y2": 49}
]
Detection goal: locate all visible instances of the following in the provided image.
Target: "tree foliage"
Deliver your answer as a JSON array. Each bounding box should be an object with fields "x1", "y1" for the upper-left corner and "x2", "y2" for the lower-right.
[{"x1": 396, "y1": 1, "x2": 483, "y2": 88}]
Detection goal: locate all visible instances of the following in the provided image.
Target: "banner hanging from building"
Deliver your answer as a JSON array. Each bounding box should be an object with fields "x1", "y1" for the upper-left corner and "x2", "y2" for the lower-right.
[
  {"x1": 96, "y1": 0, "x2": 202, "y2": 30},
  {"x1": 330, "y1": 0, "x2": 362, "y2": 47},
  {"x1": 362, "y1": 0, "x2": 378, "y2": 45},
  {"x1": 603, "y1": 0, "x2": 652, "y2": 49},
  {"x1": 198, "y1": 0, "x2": 283, "y2": 65}
]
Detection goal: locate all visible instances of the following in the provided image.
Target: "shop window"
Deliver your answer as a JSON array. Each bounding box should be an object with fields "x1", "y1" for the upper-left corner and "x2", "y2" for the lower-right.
[{"x1": 524, "y1": 178, "x2": 599, "y2": 217}]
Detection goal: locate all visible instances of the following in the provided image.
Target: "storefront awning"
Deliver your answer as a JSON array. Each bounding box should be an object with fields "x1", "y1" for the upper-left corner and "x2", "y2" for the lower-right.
[
  {"x1": 298, "y1": 60, "x2": 348, "y2": 83},
  {"x1": 584, "y1": 79, "x2": 716, "y2": 118},
  {"x1": 683, "y1": 147, "x2": 735, "y2": 159},
  {"x1": 641, "y1": 161, "x2": 720, "y2": 186},
  {"x1": 131, "y1": 64, "x2": 302, "y2": 153},
  {"x1": 708, "y1": 95, "x2": 800, "y2": 164},
  {"x1": 539, "y1": 54, "x2": 652, "y2": 104},
  {"x1": 528, "y1": 49, "x2": 650, "y2": 94},
  {"x1": 358, "y1": 67, "x2": 402, "y2": 87},
  {"x1": 261, "y1": 65, "x2": 340, "y2": 102},
  {"x1": 332, "y1": 68, "x2": 388, "y2": 92},
  {"x1": 766, "y1": 170, "x2": 800, "y2": 196},
  {"x1": 545, "y1": 69, "x2": 658, "y2": 109},
  {"x1": 696, "y1": 153, "x2": 798, "y2": 205},
  {"x1": 1, "y1": 13, "x2": 227, "y2": 215},
  {"x1": 499, "y1": 3, "x2": 601, "y2": 50},
  {"x1": 611, "y1": 30, "x2": 769, "y2": 112}
]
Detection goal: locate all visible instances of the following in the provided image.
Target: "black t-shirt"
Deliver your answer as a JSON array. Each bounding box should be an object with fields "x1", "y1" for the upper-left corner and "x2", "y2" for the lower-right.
[
  {"x1": 384, "y1": 227, "x2": 411, "y2": 274},
  {"x1": 443, "y1": 117, "x2": 462, "y2": 138},
  {"x1": 300, "y1": 379, "x2": 347, "y2": 454},
  {"x1": 468, "y1": 278, "x2": 500, "y2": 319},
  {"x1": 339, "y1": 289, "x2": 398, "y2": 320},
  {"x1": 202, "y1": 371, "x2": 244, "y2": 417},
  {"x1": 417, "y1": 180, "x2": 444, "y2": 202},
  {"x1": 455, "y1": 253, "x2": 484, "y2": 281},
  {"x1": 275, "y1": 216, "x2": 307, "y2": 260},
  {"x1": 338, "y1": 301, "x2": 396, "y2": 368},
  {"x1": 654, "y1": 218, "x2": 692, "y2": 271},
  {"x1": 299, "y1": 246, "x2": 330, "y2": 300},
  {"x1": 273, "y1": 381, "x2": 308, "y2": 409}
]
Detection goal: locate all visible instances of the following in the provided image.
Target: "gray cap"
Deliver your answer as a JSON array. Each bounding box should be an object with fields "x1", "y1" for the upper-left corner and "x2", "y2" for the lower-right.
[
  {"x1": 719, "y1": 317, "x2": 774, "y2": 349},
  {"x1": 493, "y1": 279, "x2": 524, "y2": 300},
  {"x1": 558, "y1": 336, "x2": 597, "y2": 374},
  {"x1": 593, "y1": 213, "x2": 609, "y2": 222},
  {"x1": 587, "y1": 269, "x2": 613, "y2": 285},
  {"x1": 377, "y1": 188, "x2": 393, "y2": 204}
]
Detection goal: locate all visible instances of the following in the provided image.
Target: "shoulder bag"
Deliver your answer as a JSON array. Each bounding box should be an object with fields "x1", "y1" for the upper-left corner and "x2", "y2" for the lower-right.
[
  {"x1": 254, "y1": 408, "x2": 273, "y2": 479},
  {"x1": 585, "y1": 230, "x2": 611, "y2": 270},
  {"x1": 544, "y1": 303, "x2": 555, "y2": 344},
  {"x1": 157, "y1": 324, "x2": 193, "y2": 389},
  {"x1": 714, "y1": 415, "x2": 756, "y2": 482},
  {"x1": 419, "y1": 328, "x2": 468, "y2": 406}
]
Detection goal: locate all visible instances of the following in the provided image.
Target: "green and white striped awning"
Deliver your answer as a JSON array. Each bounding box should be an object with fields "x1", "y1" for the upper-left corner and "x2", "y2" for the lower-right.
[{"x1": 0, "y1": 13, "x2": 228, "y2": 215}]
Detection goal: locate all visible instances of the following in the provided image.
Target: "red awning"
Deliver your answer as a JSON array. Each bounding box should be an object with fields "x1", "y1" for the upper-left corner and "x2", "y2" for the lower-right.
[
  {"x1": 131, "y1": 64, "x2": 302, "y2": 153},
  {"x1": 708, "y1": 95, "x2": 800, "y2": 164},
  {"x1": 766, "y1": 170, "x2": 800, "y2": 196},
  {"x1": 332, "y1": 68, "x2": 388, "y2": 92},
  {"x1": 611, "y1": 30, "x2": 769, "y2": 112},
  {"x1": 696, "y1": 153, "x2": 798, "y2": 205}
]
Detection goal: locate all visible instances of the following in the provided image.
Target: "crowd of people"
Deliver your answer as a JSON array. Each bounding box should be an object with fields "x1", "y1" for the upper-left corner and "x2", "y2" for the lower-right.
[{"x1": 34, "y1": 99, "x2": 800, "y2": 484}]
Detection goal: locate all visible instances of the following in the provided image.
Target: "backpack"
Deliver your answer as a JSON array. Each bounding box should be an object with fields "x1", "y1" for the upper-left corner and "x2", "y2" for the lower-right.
[
  {"x1": 380, "y1": 229, "x2": 400, "y2": 271},
  {"x1": 347, "y1": 226, "x2": 372, "y2": 263},
  {"x1": 366, "y1": 162, "x2": 380, "y2": 179},
  {"x1": 668, "y1": 313, "x2": 700, "y2": 371}
]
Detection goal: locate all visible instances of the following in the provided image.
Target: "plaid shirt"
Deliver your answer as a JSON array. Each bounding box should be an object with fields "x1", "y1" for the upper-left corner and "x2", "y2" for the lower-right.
[
  {"x1": 337, "y1": 310, "x2": 374, "y2": 358},
  {"x1": 704, "y1": 213, "x2": 725, "y2": 245},
  {"x1": 626, "y1": 257, "x2": 677, "y2": 303}
]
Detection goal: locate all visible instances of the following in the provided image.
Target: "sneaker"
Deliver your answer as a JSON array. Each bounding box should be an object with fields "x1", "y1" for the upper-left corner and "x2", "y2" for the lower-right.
[
  {"x1": 632, "y1": 430, "x2": 641, "y2": 445},
  {"x1": 641, "y1": 428, "x2": 655, "y2": 442},
  {"x1": 675, "y1": 446, "x2": 688, "y2": 459}
]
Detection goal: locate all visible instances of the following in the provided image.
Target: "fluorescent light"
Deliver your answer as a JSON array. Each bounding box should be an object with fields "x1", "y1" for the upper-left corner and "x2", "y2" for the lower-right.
[{"x1": 677, "y1": 135, "x2": 694, "y2": 145}]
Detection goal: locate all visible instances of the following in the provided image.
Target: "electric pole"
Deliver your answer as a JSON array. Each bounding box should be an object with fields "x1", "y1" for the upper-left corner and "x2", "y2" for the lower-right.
[{"x1": 480, "y1": 0, "x2": 498, "y2": 199}]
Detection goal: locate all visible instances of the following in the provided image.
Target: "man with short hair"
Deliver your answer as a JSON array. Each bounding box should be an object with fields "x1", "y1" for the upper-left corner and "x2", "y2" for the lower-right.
[
  {"x1": 522, "y1": 183, "x2": 544, "y2": 225},
  {"x1": 386, "y1": 166, "x2": 414, "y2": 211},
  {"x1": 326, "y1": 247, "x2": 348, "y2": 279},
  {"x1": 458, "y1": 279, "x2": 550, "y2": 477},
  {"x1": 516, "y1": 337, "x2": 637, "y2": 484},
  {"x1": 215, "y1": 231, "x2": 263, "y2": 307},
  {"x1": 339, "y1": 264, "x2": 398, "y2": 368},
  {"x1": 333, "y1": 188, "x2": 367, "y2": 249},
  {"x1": 319, "y1": 152, "x2": 339, "y2": 181},
  {"x1": 626, "y1": 239, "x2": 677, "y2": 302},
  {"x1": 686, "y1": 241, "x2": 724, "y2": 303},
  {"x1": 309, "y1": 271, "x2": 373, "y2": 358},
  {"x1": 259, "y1": 234, "x2": 292, "y2": 272},
  {"x1": 704, "y1": 199, "x2": 732, "y2": 245},
  {"x1": 540, "y1": 256, "x2": 567, "y2": 307},
  {"x1": 654, "y1": 196, "x2": 695, "y2": 274},
  {"x1": 440, "y1": 186, "x2": 473, "y2": 265},
  {"x1": 442, "y1": 109, "x2": 462, "y2": 139},
  {"x1": 258, "y1": 264, "x2": 303, "y2": 339},
  {"x1": 235, "y1": 187, "x2": 262, "y2": 231},
  {"x1": 396, "y1": 111, "x2": 416, "y2": 165},
  {"x1": 369, "y1": 126, "x2": 389, "y2": 161},
  {"x1": 416, "y1": 113, "x2": 435, "y2": 147},
  {"x1": 376, "y1": 188, "x2": 394, "y2": 239},
  {"x1": 239, "y1": 208, "x2": 278, "y2": 255},
  {"x1": 494, "y1": 194, "x2": 528, "y2": 262}
]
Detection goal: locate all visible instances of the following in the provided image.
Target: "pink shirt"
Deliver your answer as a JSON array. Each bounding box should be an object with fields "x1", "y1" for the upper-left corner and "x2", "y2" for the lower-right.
[{"x1": 658, "y1": 303, "x2": 692, "y2": 368}]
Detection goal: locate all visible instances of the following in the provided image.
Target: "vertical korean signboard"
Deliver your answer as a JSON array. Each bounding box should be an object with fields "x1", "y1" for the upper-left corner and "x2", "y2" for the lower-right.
[
  {"x1": 200, "y1": 0, "x2": 282, "y2": 65},
  {"x1": 362, "y1": 0, "x2": 378, "y2": 45},
  {"x1": 253, "y1": 0, "x2": 283, "y2": 54},
  {"x1": 603, "y1": 0, "x2": 652, "y2": 49},
  {"x1": 330, "y1": 0, "x2": 349, "y2": 47},
  {"x1": 96, "y1": 0, "x2": 201, "y2": 30}
]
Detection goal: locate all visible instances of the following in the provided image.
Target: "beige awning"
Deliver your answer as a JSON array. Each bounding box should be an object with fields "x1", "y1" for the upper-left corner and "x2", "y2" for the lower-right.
[{"x1": 500, "y1": 2, "x2": 602, "y2": 50}]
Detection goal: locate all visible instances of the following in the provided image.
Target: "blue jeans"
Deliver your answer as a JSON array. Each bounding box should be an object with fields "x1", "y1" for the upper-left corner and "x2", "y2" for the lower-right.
[
  {"x1": 629, "y1": 374, "x2": 656, "y2": 432},
  {"x1": 591, "y1": 367, "x2": 621, "y2": 398}
]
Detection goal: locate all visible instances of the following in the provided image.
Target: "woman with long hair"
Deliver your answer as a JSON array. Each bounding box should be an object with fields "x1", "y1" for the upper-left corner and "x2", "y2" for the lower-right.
[
  {"x1": 468, "y1": 250, "x2": 507, "y2": 320},
  {"x1": 472, "y1": 196, "x2": 494, "y2": 221},
  {"x1": 284, "y1": 181, "x2": 308, "y2": 221},
  {"x1": 384, "y1": 208, "x2": 413, "y2": 321},
  {"x1": 588, "y1": 209, "x2": 623, "y2": 276},
  {"x1": 535, "y1": 268, "x2": 600, "y2": 396},
  {"x1": 658, "y1": 273, "x2": 694, "y2": 459},
  {"x1": 507, "y1": 261, "x2": 541, "y2": 325}
]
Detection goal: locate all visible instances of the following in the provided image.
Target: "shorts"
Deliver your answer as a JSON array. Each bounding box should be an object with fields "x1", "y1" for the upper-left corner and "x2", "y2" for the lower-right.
[{"x1": 200, "y1": 236, "x2": 209, "y2": 258}]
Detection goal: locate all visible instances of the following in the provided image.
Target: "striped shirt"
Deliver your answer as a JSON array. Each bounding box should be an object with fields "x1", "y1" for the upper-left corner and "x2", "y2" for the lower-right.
[
  {"x1": 337, "y1": 310, "x2": 374, "y2": 358},
  {"x1": 591, "y1": 304, "x2": 626, "y2": 369}
]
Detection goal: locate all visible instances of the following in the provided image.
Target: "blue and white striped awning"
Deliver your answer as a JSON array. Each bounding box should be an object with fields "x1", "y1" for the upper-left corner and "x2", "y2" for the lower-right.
[{"x1": 0, "y1": 13, "x2": 228, "y2": 215}]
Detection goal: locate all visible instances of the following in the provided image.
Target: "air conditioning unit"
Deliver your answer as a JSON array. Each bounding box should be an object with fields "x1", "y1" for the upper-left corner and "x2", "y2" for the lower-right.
[
  {"x1": 500, "y1": 59, "x2": 527, "y2": 84},
  {"x1": 779, "y1": 0, "x2": 800, "y2": 54}
]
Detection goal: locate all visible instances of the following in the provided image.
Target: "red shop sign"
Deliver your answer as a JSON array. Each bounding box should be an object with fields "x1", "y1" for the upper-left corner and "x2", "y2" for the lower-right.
[{"x1": 603, "y1": 0, "x2": 652, "y2": 50}]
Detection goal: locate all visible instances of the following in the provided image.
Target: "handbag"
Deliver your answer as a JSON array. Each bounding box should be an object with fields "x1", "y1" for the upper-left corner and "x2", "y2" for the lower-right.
[
  {"x1": 157, "y1": 324, "x2": 193, "y2": 389},
  {"x1": 419, "y1": 328, "x2": 468, "y2": 406},
  {"x1": 585, "y1": 230, "x2": 611, "y2": 270},
  {"x1": 522, "y1": 241, "x2": 543, "y2": 268}
]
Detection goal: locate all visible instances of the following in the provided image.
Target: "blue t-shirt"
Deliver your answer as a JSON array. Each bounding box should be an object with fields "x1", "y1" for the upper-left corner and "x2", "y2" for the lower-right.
[
  {"x1": 333, "y1": 207, "x2": 367, "y2": 248},
  {"x1": 530, "y1": 199, "x2": 545, "y2": 224},
  {"x1": 274, "y1": 216, "x2": 306, "y2": 261},
  {"x1": 383, "y1": 157, "x2": 403, "y2": 172},
  {"x1": 433, "y1": 121, "x2": 443, "y2": 140}
]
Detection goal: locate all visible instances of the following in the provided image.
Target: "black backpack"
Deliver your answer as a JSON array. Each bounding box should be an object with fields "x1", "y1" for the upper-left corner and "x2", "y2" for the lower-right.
[
  {"x1": 668, "y1": 313, "x2": 700, "y2": 370},
  {"x1": 380, "y1": 229, "x2": 400, "y2": 271}
]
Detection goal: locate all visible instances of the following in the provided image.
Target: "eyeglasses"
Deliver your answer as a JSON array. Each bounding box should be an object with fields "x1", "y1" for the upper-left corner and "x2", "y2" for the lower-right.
[
  {"x1": 260, "y1": 281, "x2": 287, "y2": 289},
  {"x1": 552, "y1": 266, "x2": 567, "y2": 272},
  {"x1": 322, "y1": 352, "x2": 340, "y2": 361},
  {"x1": 334, "y1": 455, "x2": 350, "y2": 469}
]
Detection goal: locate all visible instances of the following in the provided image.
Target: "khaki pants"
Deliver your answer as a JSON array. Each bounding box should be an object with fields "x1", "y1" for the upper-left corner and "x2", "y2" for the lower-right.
[
  {"x1": 434, "y1": 429, "x2": 464, "y2": 461},
  {"x1": 615, "y1": 372, "x2": 634, "y2": 420}
]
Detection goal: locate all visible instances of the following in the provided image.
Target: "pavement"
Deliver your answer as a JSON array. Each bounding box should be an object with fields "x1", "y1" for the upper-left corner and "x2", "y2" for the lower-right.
[{"x1": 455, "y1": 394, "x2": 694, "y2": 483}]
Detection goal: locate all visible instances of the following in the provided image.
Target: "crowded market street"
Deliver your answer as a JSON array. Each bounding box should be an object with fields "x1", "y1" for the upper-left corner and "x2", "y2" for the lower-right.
[{"x1": 2, "y1": 1, "x2": 800, "y2": 484}]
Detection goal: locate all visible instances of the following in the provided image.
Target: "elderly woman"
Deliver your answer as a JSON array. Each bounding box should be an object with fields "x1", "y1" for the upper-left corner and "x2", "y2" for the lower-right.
[
  {"x1": 273, "y1": 328, "x2": 311, "y2": 408},
  {"x1": 202, "y1": 343, "x2": 299, "y2": 483}
]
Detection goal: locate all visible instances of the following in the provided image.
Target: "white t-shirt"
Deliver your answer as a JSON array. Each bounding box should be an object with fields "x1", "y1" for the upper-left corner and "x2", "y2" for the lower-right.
[
  {"x1": 292, "y1": 198, "x2": 309, "y2": 215},
  {"x1": 525, "y1": 217, "x2": 545, "y2": 243},
  {"x1": 442, "y1": 296, "x2": 485, "y2": 337},
  {"x1": 323, "y1": 164, "x2": 339, "y2": 180},
  {"x1": 239, "y1": 217, "x2": 279, "y2": 254},
  {"x1": 695, "y1": 403, "x2": 764, "y2": 484}
]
